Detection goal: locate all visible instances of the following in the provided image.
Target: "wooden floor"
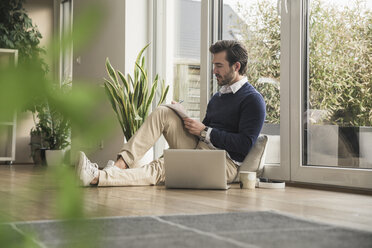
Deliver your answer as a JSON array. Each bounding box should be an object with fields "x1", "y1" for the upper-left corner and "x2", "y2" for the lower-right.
[{"x1": 1, "y1": 164, "x2": 372, "y2": 232}]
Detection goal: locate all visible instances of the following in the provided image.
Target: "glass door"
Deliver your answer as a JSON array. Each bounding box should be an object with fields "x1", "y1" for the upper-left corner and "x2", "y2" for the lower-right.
[
  {"x1": 221, "y1": 0, "x2": 290, "y2": 180},
  {"x1": 60, "y1": 0, "x2": 73, "y2": 85},
  {"x1": 291, "y1": 0, "x2": 372, "y2": 189},
  {"x1": 173, "y1": 0, "x2": 202, "y2": 120},
  {"x1": 151, "y1": 0, "x2": 204, "y2": 157}
]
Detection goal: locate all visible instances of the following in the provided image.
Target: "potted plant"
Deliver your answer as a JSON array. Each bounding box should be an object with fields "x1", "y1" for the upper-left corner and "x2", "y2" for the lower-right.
[
  {"x1": 44, "y1": 103, "x2": 71, "y2": 167},
  {"x1": 30, "y1": 84, "x2": 71, "y2": 166},
  {"x1": 103, "y1": 44, "x2": 169, "y2": 141},
  {"x1": 103, "y1": 44, "x2": 169, "y2": 165}
]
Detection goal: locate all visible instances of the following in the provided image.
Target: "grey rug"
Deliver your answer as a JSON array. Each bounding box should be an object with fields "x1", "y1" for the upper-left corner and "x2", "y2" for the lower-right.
[{"x1": 2, "y1": 211, "x2": 372, "y2": 248}]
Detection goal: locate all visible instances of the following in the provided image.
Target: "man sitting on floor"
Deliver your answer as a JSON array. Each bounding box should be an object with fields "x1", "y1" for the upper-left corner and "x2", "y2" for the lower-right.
[{"x1": 76, "y1": 40, "x2": 266, "y2": 187}]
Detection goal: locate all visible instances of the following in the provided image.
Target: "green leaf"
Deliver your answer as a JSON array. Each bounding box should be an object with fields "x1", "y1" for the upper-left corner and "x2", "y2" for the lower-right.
[
  {"x1": 105, "y1": 58, "x2": 118, "y2": 83},
  {"x1": 104, "y1": 84, "x2": 125, "y2": 132},
  {"x1": 118, "y1": 70, "x2": 129, "y2": 94},
  {"x1": 144, "y1": 78, "x2": 158, "y2": 117},
  {"x1": 158, "y1": 84, "x2": 169, "y2": 106},
  {"x1": 135, "y1": 43, "x2": 150, "y2": 65}
]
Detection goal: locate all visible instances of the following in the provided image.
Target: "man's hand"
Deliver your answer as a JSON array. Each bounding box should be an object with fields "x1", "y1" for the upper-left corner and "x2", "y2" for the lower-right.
[{"x1": 183, "y1": 118, "x2": 205, "y2": 136}]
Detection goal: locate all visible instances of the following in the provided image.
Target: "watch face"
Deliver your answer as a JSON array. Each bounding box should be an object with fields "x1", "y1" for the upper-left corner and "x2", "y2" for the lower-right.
[{"x1": 201, "y1": 130, "x2": 207, "y2": 138}]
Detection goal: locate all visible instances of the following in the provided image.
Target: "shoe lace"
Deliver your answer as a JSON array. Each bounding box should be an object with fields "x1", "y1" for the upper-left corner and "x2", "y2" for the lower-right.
[{"x1": 91, "y1": 162, "x2": 99, "y2": 169}]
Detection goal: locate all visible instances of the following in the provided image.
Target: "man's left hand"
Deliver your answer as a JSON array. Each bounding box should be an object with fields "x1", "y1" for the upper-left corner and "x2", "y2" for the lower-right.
[{"x1": 183, "y1": 118, "x2": 205, "y2": 136}]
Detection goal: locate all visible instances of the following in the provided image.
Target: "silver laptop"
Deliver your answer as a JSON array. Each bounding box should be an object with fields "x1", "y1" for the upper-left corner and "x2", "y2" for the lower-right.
[{"x1": 164, "y1": 149, "x2": 230, "y2": 190}]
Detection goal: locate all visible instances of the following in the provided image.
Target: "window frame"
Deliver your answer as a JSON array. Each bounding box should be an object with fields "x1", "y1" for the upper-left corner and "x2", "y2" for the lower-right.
[{"x1": 290, "y1": 0, "x2": 372, "y2": 189}]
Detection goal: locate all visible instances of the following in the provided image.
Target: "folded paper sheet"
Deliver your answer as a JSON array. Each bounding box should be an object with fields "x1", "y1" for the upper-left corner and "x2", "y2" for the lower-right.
[{"x1": 162, "y1": 103, "x2": 190, "y2": 119}]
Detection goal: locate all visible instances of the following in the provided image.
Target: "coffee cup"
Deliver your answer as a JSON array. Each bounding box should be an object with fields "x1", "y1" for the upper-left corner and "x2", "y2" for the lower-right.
[{"x1": 239, "y1": 171, "x2": 256, "y2": 189}]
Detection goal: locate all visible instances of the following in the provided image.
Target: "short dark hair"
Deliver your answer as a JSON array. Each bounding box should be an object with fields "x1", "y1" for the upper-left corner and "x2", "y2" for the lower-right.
[{"x1": 209, "y1": 40, "x2": 248, "y2": 75}]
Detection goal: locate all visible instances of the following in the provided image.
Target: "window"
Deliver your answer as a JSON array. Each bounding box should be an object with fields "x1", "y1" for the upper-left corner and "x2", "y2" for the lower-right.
[
  {"x1": 304, "y1": 0, "x2": 372, "y2": 169},
  {"x1": 152, "y1": 0, "x2": 372, "y2": 188},
  {"x1": 222, "y1": 0, "x2": 282, "y2": 167},
  {"x1": 172, "y1": 0, "x2": 202, "y2": 119},
  {"x1": 60, "y1": 0, "x2": 73, "y2": 85},
  {"x1": 291, "y1": 0, "x2": 372, "y2": 189}
]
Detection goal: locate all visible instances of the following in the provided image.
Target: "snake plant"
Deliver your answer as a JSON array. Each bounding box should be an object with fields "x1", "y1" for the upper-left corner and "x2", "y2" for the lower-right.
[{"x1": 104, "y1": 44, "x2": 169, "y2": 141}]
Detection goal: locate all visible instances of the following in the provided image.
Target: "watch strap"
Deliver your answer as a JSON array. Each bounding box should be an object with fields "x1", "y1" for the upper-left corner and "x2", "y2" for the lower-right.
[{"x1": 200, "y1": 126, "x2": 209, "y2": 141}]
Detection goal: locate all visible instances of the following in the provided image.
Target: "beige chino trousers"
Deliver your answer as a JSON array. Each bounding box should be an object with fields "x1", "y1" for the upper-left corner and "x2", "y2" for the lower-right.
[{"x1": 98, "y1": 106, "x2": 238, "y2": 186}]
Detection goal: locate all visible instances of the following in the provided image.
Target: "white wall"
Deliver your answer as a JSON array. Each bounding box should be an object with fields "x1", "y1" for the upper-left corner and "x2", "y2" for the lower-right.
[
  {"x1": 72, "y1": 0, "x2": 150, "y2": 166},
  {"x1": 124, "y1": 0, "x2": 149, "y2": 74}
]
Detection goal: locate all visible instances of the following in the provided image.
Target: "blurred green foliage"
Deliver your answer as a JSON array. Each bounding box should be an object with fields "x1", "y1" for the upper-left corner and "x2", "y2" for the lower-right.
[
  {"x1": 0, "y1": 0, "x2": 48, "y2": 80},
  {"x1": 0, "y1": 224, "x2": 39, "y2": 248},
  {"x1": 0, "y1": 3, "x2": 107, "y2": 248},
  {"x1": 236, "y1": 0, "x2": 372, "y2": 126}
]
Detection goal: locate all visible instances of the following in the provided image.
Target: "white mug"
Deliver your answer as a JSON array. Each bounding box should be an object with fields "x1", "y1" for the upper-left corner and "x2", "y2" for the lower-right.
[{"x1": 239, "y1": 171, "x2": 256, "y2": 189}]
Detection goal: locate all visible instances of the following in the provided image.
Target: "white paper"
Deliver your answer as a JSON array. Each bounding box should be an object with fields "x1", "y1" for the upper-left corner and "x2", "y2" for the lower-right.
[{"x1": 162, "y1": 103, "x2": 190, "y2": 119}]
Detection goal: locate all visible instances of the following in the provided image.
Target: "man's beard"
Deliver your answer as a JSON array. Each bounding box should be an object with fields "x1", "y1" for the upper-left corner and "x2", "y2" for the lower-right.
[{"x1": 216, "y1": 68, "x2": 235, "y2": 86}]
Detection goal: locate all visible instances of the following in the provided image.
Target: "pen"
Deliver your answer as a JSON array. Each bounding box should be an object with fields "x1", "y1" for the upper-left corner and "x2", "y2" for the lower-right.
[{"x1": 178, "y1": 100, "x2": 184, "y2": 104}]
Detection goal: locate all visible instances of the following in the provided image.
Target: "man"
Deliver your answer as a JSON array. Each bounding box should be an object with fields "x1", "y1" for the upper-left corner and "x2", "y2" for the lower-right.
[{"x1": 76, "y1": 40, "x2": 266, "y2": 187}]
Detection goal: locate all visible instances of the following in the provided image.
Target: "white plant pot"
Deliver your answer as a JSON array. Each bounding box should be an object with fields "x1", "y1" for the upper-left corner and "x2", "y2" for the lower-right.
[{"x1": 45, "y1": 150, "x2": 65, "y2": 166}]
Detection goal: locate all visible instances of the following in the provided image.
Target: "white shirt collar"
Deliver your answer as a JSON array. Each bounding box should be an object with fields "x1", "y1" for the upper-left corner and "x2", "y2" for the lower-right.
[{"x1": 219, "y1": 76, "x2": 247, "y2": 95}]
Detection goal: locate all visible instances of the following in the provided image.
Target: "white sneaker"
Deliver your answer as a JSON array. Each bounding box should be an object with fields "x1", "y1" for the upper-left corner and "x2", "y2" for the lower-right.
[{"x1": 76, "y1": 151, "x2": 99, "y2": 186}]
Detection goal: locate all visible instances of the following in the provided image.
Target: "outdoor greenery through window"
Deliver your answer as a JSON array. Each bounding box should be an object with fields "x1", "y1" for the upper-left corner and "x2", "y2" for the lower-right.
[
  {"x1": 223, "y1": 0, "x2": 281, "y2": 125},
  {"x1": 173, "y1": 0, "x2": 282, "y2": 123},
  {"x1": 223, "y1": 0, "x2": 371, "y2": 169},
  {"x1": 305, "y1": 0, "x2": 372, "y2": 169},
  {"x1": 223, "y1": 0, "x2": 281, "y2": 165},
  {"x1": 308, "y1": 0, "x2": 371, "y2": 127}
]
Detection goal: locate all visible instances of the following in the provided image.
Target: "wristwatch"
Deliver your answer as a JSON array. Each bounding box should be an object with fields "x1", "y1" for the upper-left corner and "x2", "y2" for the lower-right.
[{"x1": 200, "y1": 126, "x2": 209, "y2": 141}]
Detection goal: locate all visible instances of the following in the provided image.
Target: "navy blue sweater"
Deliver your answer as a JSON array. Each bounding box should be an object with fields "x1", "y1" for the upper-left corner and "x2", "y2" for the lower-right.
[{"x1": 202, "y1": 82, "x2": 266, "y2": 162}]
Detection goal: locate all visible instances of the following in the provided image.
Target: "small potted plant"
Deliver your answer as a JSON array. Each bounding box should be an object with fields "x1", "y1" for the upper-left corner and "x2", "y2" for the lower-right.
[
  {"x1": 44, "y1": 102, "x2": 71, "y2": 166},
  {"x1": 30, "y1": 85, "x2": 71, "y2": 166}
]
